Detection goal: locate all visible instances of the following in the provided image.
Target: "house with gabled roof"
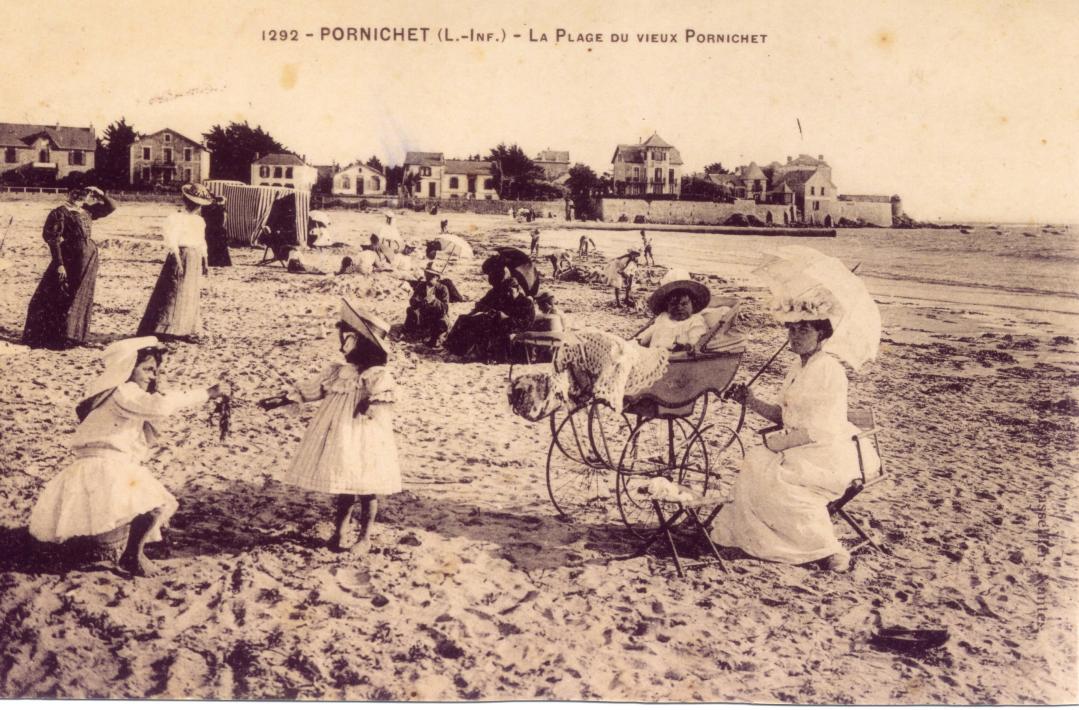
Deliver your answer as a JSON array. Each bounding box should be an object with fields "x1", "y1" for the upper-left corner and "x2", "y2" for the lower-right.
[
  {"x1": 403, "y1": 152, "x2": 497, "y2": 199},
  {"x1": 403, "y1": 151, "x2": 445, "y2": 198},
  {"x1": 443, "y1": 159, "x2": 496, "y2": 199},
  {"x1": 534, "y1": 149, "x2": 570, "y2": 180},
  {"x1": 251, "y1": 153, "x2": 318, "y2": 191},
  {"x1": 129, "y1": 128, "x2": 210, "y2": 187},
  {"x1": 332, "y1": 161, "x2": 386, "y2": 196},
  {"x1": 0, "y1": 122, "x2": 96, "y2": 183},
  {"x1": 769, "y1": 164, "x2": 837, "y2": 224},
  {"x1": 611, "y1": 133, "x2": 683, "y2": 196}
]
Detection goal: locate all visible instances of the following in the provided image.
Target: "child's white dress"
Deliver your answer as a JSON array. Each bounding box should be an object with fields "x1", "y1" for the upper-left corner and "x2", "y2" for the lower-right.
[
  {"x1": 29, "y1": 382, "x2": 208, "y2": 543},
  {"x1": 279, "y1": 364, "x2": 402, "y2": 495}
]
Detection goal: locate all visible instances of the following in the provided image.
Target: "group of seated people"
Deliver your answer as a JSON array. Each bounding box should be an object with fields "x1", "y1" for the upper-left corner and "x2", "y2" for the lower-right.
[{"x1": 440, "y1": 261, "x2": 559, "y2": 362}]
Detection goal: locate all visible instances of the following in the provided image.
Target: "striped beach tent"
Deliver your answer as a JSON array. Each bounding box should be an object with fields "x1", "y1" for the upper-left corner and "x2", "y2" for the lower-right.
[{"x1": 204, "y1": 181, "x2": 311, "y2": 247}]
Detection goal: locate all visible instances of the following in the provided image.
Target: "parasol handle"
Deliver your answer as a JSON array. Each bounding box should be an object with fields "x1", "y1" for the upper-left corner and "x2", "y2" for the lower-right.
[
  {"x1": 725, "y1": 337, "x2": 788, "y2": 435},
  {"x1": 745, "y1": 337, "x2": 789, "y2": 390}
]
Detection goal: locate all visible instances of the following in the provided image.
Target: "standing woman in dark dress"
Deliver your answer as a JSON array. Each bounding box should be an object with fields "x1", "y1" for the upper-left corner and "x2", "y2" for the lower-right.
[
  {"x1": 24, "y1": 186, "x2": 117, "y2": 349},
  {"x1": 201, "y1": 194, "x2": 231, "y2": 267}
]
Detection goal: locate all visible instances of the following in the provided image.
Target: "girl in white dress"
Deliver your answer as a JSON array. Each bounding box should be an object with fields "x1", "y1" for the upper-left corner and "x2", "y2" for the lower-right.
[
  {"x1": 28, "y1": 336, "x2": 230, "y2": 576},
  {"x1": 137, "y1": 183, "x2": 211, "y2": 339},
  {"x1": 261, "y1": 299, "x2": 402, "y2": 553},
  {"x1": 713, "y1": 318, "x2": 877, "y2": 571}
]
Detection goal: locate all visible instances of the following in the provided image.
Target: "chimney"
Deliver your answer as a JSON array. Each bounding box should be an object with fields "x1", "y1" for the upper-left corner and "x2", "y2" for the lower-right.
[
  {"x1": 818, "y1": 154, "x2": 824, "y2": 160},
  {"x1": 786, "y1": 156, "x2": 792, "y2": 163}
]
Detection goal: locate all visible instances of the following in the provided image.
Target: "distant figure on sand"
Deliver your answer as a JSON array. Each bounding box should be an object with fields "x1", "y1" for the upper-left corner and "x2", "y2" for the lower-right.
[
  {"x1": 546, "y1": 250, "x2": 574, "y2": 277},
  {"x1": 261, "y1": 300, "x2": 402, "y2": 554},
  {"x1": 606, "y1": 250, "x2": 641, "y2": 307},
  {"x1": 529, "y1": 228, "x2": 541, "y2": 257},
  {"x1": 640, "y1": 229, "x2": 655, "y2": 266},
  {"x1": 578, "y1": 234, "x2": 596, "y2": 256},
  {"x1": 440, "y1": 219, "x2": 449, "y2": 234},
  {"x1": 404, "y1": 269, "x2": 451, "y2": 346},
  {"x1": 201, "y1": 194, "x2": 231, "y2": 267},
  {"x1": 137, "y1": 184, "x2": 212, "y2": 341},
  {"x1": 23, "y1": 186, "x2": 117, "y2": 349},
  {"x1": 28, "y1": 337, "x2": 230, "y2": 576}
]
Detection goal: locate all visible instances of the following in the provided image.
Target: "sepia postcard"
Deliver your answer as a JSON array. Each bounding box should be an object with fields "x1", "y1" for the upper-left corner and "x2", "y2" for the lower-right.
[{"x1": 0, "y1": 0, "x2": 1076, "y2": 703}]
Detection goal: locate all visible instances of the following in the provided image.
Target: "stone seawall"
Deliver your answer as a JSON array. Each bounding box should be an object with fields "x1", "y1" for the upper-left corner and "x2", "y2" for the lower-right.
[{"x1": 600, "y1": 198, "x2": 795, "y2": 226}]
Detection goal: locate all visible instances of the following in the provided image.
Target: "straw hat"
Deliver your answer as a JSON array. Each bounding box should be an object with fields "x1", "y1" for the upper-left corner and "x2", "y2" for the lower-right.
[
  {"x1": 181, "y1": 183, "x2": 214, "y2": 206},
  {"x1": 647, "y1": 269, "x2": 711, "y2": 316},
  {"x1": 84, "y1": 336, "x2": 167, "y2": 400},
  {"x1": 338, "y1": 298, "x2": 391, "y2": 356}
]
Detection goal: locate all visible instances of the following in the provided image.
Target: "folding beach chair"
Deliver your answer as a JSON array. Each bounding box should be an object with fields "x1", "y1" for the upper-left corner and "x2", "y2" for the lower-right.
[
  {"x1": 758, "y1": 407, "x2": 890, "y2": 556},
  {"x1": 634, "y1": 493, "x2": 728, "y2": 577},
  {"x1": 827, "y1": 407, "x2": 890, "y2": 555}
]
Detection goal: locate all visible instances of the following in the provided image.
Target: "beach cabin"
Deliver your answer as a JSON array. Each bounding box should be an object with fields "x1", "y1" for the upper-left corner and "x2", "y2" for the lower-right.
[{"x1": 205, "y1": 180, "x2": 311, "y2": 247}]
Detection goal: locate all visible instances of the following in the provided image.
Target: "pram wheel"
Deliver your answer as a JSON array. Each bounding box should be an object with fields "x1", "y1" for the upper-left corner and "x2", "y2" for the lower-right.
[
  {"x1": 615, "y1": 415, "x2": 711, "y2": 539},
  {"x1": 546, "y1": 405, "x2": 616, "y2": 522}
]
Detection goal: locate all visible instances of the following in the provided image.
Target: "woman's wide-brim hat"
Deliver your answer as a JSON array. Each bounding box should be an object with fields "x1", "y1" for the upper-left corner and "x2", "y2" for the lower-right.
[
  {"x1": 338, "y1": 298, "x2": 391, "y2": 356},
  {"x1": 768, "y1": 283, "x2": 843, "y2": 324},
  {"x1": 181, "y1": 183, "x2": 214, "y2": 206},
  {"x1": 84, "y1": 336, "x2": 166, "y2": 400},
  {"x1": 648, "y1": 268, "x2": 711, "y2": 315}
]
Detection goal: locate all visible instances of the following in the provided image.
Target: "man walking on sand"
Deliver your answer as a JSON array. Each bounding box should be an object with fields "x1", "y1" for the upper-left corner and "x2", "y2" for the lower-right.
[
  {"x1": 529, "y1": 228, "x2": 541, "y2": 258},
  {"x1": 641, "y1": 229, "x2": 655, "y2": 266}
]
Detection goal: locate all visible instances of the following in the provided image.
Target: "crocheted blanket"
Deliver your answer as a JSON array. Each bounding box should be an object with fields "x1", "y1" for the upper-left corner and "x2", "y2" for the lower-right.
[{"x1": 509, "y1": 329, "x2": 669, "y2": 420}]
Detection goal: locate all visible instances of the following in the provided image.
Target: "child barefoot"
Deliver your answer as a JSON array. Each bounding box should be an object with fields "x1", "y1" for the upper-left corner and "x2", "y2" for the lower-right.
[
  {"x1": 262, "y1": 299, "x2": 401, "y2": 553},
  {"x1": 28, "y1": 336, "x2": 230, "y2": 576}
]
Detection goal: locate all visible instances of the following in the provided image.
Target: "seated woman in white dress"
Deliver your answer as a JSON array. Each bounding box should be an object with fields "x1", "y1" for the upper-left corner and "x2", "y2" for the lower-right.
[
  {"x1": 637, "y1": 269, "x2": 710, "y2": 353},
  {"x1": 29, "y1": 336, "x2": 230, "y2": 576},
  {"x1": 712, "y1": 308, "x2": 876, "y2": 572}
]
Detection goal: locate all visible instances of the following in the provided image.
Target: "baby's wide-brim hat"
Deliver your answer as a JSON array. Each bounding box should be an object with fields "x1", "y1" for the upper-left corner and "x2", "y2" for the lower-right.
[
  {"x1": 648, "y1": 268, "x2": 711, "y2": 315},
  {"x1": 338, "y1": 298, "x2": 391, "y2": 356},
  {"x1": 181, "y1": 183, "x2": 214, "y2": 206},
  {"x1": 84, "y1": 336, "x2": 166, "y2": 400}
]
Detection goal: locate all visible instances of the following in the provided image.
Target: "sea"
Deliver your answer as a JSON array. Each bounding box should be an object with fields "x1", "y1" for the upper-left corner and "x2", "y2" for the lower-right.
[{"x1": 537, "y1": 225, "x2": 1079, "y2": 320}]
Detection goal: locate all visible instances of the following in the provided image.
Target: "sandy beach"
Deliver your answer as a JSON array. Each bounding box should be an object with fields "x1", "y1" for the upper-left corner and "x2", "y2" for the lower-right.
[{"x1": 0, "y1": 197, "x2": 1076, "y2": 702}]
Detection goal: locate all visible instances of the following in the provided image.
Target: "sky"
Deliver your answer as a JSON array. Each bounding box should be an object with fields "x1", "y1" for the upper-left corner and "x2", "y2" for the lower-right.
[{"x1": 2, "y1": 0, "x2": 1077, "y2": 223}]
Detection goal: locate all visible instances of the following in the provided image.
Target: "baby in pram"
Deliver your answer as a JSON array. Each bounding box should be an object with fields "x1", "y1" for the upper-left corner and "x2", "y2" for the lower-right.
[{"x1": 509, "y1": 270, "x2": 742, "y2": 421}]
